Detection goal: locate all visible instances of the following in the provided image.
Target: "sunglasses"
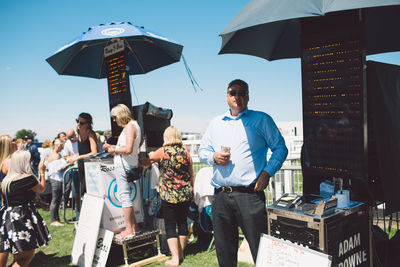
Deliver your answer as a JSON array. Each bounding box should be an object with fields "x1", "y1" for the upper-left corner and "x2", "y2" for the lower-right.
[
  {"x1": 228, "y1": 89, "x2": 248, "y2": 97},
  {"x1": 76, "y1": 119, "x2": 87, "y2": 125},
  {"x1": 111, "y1": 116, "x2": 117, "y2": 120}
]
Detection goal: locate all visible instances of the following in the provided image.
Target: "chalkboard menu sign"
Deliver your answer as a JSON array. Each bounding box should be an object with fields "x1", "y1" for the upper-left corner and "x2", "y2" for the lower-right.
[
  {"x1": 301, "y1": 10, "x2": 368, "y2": 189},
  {"x1": 105, "y1": 49, "x2": 132, "y2": 139}
]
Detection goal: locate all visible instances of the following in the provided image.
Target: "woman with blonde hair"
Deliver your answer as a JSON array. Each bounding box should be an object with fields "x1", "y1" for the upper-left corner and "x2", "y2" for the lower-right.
[
  {"x1": 103, "y1": 104, "x2": 141, "y2": 239},
  {"x1": 39, "y1": 139, "x2": 53, "y2": 179},
  {"x1": 15, "y1": 139, "x2": 25, "y2": 151},
  {"x1": 40, "y1": 140, "x2": 53, "y2": 160},
  {"x1": 37, "y1": 139, "x2": 53, "y2": 207},
  {"x1": 141, "y1": 126, "x2": 194, "y2": 267},
  {"x1": 0, "y1": 150, "x2": 51, "y2": 267},
  {"x1": 48, "y1": 138, "x2": 71, "y2": 226},
  {"x1": 0, "y1": 135, "x2": 16, "y2": 182},
  {"x1": 0, "y1": 135, "x2": 17, "y2": 266}
]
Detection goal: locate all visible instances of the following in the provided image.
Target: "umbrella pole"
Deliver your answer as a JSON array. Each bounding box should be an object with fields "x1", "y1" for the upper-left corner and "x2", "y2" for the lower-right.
[{"x1": 104, "y1": 47, "x2": 133, "y2": 140}]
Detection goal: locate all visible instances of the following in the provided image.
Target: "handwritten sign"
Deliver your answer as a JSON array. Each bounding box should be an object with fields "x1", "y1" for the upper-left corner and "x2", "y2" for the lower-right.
[{"x1": 255, "y1": 234, "x2": 331, "y2": 267}]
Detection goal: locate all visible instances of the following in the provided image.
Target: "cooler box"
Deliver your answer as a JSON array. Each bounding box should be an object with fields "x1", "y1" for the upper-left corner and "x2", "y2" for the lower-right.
[{"x1": 267, "y1": 202, "x2": 371, "y2": 267}]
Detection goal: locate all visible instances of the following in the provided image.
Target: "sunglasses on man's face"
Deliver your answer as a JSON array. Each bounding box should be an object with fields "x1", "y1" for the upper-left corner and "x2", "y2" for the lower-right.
[
  {"x1": 228, "y1": 89, "x2": 248, "y2": 97},
  {"x1": 111, "y1": 116, "x2": 117, "y2": 121},
  {"x1": 76, "y1": 119, "x2": 87, "y2": 125}
]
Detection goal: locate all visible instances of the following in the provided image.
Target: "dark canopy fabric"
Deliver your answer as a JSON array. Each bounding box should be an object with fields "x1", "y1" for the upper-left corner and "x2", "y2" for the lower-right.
[
  {"x1": 219, "y1": 0, "x2": 400, "y2": 61},
  {"x1": 132, "y1": 102, "x2": 172, "y2": 148},
  {"x1": 367, "y1": 61, "x2": 400, "y2": 214}
]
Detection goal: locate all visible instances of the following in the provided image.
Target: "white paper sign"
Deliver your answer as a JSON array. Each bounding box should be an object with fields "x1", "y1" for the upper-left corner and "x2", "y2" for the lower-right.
[
  {"x1": 71, "y1": 194, "x2": 104, "y2": 266},
  {"x1": 92, "y1": 228, "x2": 114, "y2": 267},
  {"x1": 256, "y1": 234, "x2": 332, "y2": 267},
  {"x1": 85, "y1": 162, "x2": 105, "y2": 196}
]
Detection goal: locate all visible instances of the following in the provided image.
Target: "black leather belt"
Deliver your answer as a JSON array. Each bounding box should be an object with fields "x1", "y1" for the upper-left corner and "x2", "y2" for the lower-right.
[{"x1": 215, "y1": 183, "x2": 256, "y2": 193}]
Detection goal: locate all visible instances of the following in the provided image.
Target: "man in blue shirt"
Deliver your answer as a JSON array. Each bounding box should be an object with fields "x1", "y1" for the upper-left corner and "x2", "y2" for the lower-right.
[
  {"x1": 23, "y1": 135, "x2": 41, "y2": 176},
  {"x1": 199, "y1": 79, "x2": 288, "y2": 266}
]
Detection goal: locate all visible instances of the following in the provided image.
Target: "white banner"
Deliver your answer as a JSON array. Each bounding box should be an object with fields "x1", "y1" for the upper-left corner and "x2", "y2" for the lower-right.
[{"x1": 85, "y1": 160, "x2": 144, "y2": 231}]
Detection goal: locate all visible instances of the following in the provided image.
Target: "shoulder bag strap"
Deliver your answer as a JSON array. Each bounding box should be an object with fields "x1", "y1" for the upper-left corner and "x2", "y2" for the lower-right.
[{"x1": 120, "y1": 154, "x2": 128, "y2": 174}]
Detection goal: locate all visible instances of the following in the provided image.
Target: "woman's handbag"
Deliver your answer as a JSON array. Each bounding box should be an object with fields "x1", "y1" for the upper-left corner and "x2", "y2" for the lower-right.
[{"x1": 120, "y1": 155, "x2": 141, "y2": 182}]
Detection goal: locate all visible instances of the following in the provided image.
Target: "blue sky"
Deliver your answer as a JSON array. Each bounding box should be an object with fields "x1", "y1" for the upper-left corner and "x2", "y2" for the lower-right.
[{"x1": 1, "y1": 0, "x2": 399, "y2": 141}]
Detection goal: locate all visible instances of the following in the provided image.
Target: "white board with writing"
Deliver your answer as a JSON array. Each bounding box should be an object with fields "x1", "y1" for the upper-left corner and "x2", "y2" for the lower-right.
[
  {"x1": 71, "y1": 194, "x2": 104, "y2": 266},
  {"x1": 255, "y1": 234, "x2": 332, "y2": 267},
  {"x1": 92, "y1": 228, "x2": 114, "y2": 267}
]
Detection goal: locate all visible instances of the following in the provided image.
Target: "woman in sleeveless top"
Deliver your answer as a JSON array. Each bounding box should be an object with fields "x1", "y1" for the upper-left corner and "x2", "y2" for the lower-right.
[
  {"x1": 0, "y1": 151, "x2": 51, "y2": 267},
  {"x1": 0, "y1": 135, "x2": 17, "y2": 265},
  {"x1": 68, "y1": 113, "x2": 97, "y2": 219},
  {"x1": 104, "y1": 104, "x2": 141, "y2": 239},
  {"x1": 48, "y1": 138, "x2": 72, "y2": 227},
  {"x1": 140, "y1": 126, "x2": 194, "y2": 267},
  {"x1": 0, "y1": 135, "x2": 17, "y2": 183}
]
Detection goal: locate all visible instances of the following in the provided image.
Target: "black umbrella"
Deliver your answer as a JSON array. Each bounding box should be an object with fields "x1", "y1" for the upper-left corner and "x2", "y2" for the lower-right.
[{"x1": 219, "y1": 0, "x2": 400, "y2": 60}]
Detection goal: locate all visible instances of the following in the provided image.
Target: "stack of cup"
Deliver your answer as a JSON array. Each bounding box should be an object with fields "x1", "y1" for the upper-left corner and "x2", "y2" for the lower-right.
[{"x1": 335, "y1": 190, "x2": 350, "y2": 209}]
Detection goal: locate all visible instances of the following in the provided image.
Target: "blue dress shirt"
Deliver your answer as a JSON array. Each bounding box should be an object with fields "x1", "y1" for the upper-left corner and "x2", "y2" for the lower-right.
[{"x1": 198, "y1": 108, "x2": 288, "y2": 188}]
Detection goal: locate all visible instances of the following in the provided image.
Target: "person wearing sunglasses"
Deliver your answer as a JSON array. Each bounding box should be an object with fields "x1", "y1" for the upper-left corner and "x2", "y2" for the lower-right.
[
  {"x1": 198, "y1": 79, "x2": 288, "y2": 267},
  {"x1": 103, "y1": 104, "x2": 141, "y2": 239},
  {"x1": 68, "y1": 112, "x2": 97, "y2": 219}
]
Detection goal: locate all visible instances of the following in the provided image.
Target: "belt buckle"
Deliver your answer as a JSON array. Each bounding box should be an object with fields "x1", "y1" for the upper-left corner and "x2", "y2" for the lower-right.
[{"x1": 222, "y1": 186, "x2": 233, "y2": 193}]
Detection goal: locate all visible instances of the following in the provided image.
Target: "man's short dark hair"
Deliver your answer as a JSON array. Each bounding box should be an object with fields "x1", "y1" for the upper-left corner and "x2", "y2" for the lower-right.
[
  {"x1": 228, "y1": 79, "x2": 248, "y2": 92},
  {"x1": 23, "y1": 135, "x2": 33, "y2": 140},
  {"x1": 57, "y1": 132, "x2": 66, "y2": 138}
]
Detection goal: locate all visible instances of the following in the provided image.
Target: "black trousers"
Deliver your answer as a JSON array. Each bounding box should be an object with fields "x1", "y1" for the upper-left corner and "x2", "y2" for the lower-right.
[
  {"x1": 212, "y1": 189, "x2": 267, "y2": 267},
  {"x1": 162, "y1": 200, "x2": 190, "y2": 239}
]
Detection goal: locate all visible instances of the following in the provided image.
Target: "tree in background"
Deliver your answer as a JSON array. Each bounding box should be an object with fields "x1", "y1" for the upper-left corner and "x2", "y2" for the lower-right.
[{"x1": 15, "y1": 129, "x2": 38, "y2": 142}]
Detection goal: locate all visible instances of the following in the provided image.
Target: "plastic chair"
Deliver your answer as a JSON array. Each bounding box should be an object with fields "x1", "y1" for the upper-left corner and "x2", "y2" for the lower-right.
[
  {"x1": 193, "y1": 167, "x2": 215, "y2": 252},
  {"x1": 193, "y1": 167, "x2": 214, "y2": 214}
]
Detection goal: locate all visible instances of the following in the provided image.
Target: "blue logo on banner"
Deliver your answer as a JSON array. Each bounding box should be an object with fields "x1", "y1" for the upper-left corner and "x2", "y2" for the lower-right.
[{"x1": 107, "y1": 179, "x2": 137, "y2": 208}]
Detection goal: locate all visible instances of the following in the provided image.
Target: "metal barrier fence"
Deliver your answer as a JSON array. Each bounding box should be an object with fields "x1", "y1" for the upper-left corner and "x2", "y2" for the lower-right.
[{"x1": 193, "y1": 161, "x2": 302, "y2": 205}]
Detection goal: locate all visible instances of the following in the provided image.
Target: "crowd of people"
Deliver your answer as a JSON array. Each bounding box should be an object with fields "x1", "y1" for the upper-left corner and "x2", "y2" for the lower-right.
[
  {"x1": 0, "y1": 136, "x2": 50, "y2": 266},
  {"x1": 0, "y1": 111, "x2": 112, "y2": 266},
  {"x1": 0, "y1": 79, "x2": 288, "y2": 267}
]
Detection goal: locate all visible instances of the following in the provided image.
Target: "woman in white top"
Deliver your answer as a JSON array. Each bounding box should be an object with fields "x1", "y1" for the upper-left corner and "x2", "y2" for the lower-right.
[
  {"x1": 47, "y1": 138, "x2": 71, "y2": 226},
  {"x1": 104, "y1": 104, "x2": 141, "y2": 239}
]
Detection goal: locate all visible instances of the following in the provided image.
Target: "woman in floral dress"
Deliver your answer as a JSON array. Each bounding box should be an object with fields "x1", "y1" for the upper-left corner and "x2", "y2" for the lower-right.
[
  {"x1": 0, "y1": 150, "x2": 51, "y2": 267},
  {"x1": 141, "y1": 126, "x2": 194, "y2": 267}
]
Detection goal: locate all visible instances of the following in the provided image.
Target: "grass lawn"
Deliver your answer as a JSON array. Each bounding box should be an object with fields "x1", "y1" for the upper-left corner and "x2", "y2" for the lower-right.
[
  {"x1": 7, "y1": 208, "x2": 252, "y2": 267},
  {"x1": 20, "y1": 209, "x2": 75, "y2": 267},
  {"x1": 7, "y1": 205, "x2": 396, "y2": 267}
]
